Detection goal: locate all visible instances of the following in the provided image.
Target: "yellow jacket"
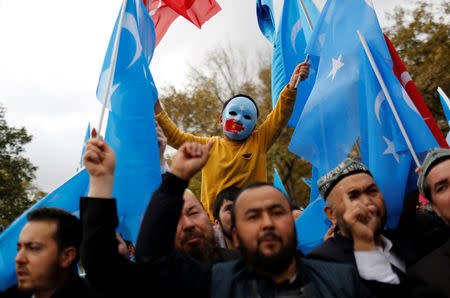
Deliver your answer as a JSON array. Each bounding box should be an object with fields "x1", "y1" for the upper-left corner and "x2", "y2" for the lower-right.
[{"x1": 155, "y1": 86, "x2": 297, "y2": 220}]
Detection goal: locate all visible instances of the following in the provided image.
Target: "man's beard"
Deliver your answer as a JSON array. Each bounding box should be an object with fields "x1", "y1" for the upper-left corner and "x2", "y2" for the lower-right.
[
  {"x1": 219, "y1": 221, "x2": 233, "y2": 240},
  {"x1": 180, "y1": 228, "x2": 219, "y2": 267},
  {"x1": 237, "y1": 230, "x2": 297, "y2": 275}
]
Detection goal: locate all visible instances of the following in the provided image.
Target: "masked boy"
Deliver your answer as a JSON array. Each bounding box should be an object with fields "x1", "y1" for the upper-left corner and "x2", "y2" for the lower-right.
[{"x1": 154, "y1": 62, "x2": 310, "y2": 219}]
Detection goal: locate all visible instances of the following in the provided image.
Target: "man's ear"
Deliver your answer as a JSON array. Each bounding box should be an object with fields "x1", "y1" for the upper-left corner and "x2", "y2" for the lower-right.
[
  {"x1": 60, "y1": 247, "x2": 76, "y2": 269},
  {"x1": 218, "y1": 114, "x2": 223, "y2": 126},
  {"x1": 213, "y1": 219, "x2": 221, "y2": 229},
  {"x1": 324, "y1": 205, "x2": 338, "y2": 225},
  {"x1": 232, "y1": 227, "x2": 240, "y2": 248}
]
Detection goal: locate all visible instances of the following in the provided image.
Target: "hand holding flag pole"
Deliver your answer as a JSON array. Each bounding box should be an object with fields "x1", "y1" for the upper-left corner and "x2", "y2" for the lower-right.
[
  {"x1": 357, "y1": 30, "x2": 421, "y2": 167},
  {"x1": 294, "y1": 0, "x2": 314, "y2": 89},
  {"x1": 96, "y1": 0, "x2": 128, "y2": 138}
]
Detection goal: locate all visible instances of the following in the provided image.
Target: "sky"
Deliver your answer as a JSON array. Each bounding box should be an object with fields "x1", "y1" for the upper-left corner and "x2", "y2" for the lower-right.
[{"x1": 0, "y1": 0, "x2": 414, "y2": 193}]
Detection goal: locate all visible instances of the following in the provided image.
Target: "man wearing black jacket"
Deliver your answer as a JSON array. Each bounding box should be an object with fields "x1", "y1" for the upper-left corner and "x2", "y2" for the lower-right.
[{"x1": 80, "y1": 132, "x2": 213, "y2": 297}]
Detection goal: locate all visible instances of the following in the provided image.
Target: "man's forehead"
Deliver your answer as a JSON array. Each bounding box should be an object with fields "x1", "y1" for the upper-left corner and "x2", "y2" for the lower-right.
[
  {"x1": 183, "y1": 194, "x2": 203, "y2": 209},
  {"x1": 427, "y1": 159, "x2": 450, "y2": 184},
  {"x1": 20, "y1": 221, "x2": 56, "y2": 241},
  {"x1": 236, "y1": 186, "x2": 289, "y2": 210},
  {"x1": 332, "y1": 173, "x2": 376, "y2": 194}
]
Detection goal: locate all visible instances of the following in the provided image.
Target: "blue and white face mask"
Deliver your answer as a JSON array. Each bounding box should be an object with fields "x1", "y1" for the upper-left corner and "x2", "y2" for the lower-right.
[{"x1": 222, "y1": 96, "x2": 258, "y2": 141}]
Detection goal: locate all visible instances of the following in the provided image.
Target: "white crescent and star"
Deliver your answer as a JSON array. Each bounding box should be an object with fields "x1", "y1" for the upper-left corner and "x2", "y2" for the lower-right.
[
  {"x1": 401, "y1": 87, "x2": 421, "y2": 117},
  {"x1": 374, "y1": 90, "x2": 385, "y2": 124},
  {"x1": 382, "y1": 136, "x2": 400, "y2": 163},
  {"x1": 122, "y1": 12, "x2": 143, "y2": 69},
  {"x1": 328, "y1": 54, "x2": 344, "y2": 80}
]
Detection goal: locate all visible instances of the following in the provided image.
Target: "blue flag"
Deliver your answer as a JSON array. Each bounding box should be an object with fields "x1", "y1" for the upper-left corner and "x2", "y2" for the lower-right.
[
  {"x1": 0, "y1": 170, "x2": 89, "y2": 291},
  {"x1": 289, "y1": 0, "x2": 390, "y2": 175},
  {"x1": 78, "y1": 123, "x2": 90, "y2": 170},
  {"x1": 273, "y1": 168, "x2": 289, "y2": 199},
  {"x1": 295, "y1": 165, "x2": 330, "y2": 254},
  {"x1": 359, "y1": 41, "x2": 438, "y2": 228},
  {"x1": 100, "y1": 0, "x2": 161, "y2": 243},
  {"x1": 256, "y1": 0, "x2": 275, "y2": 44},
  {"x1": 438, "y1": 87, "x2": 450, "y2": 143},
  {"x1": 97, "y1": 0, "x2": 157, "y2": 110},
  {"x1": 257, "y1": 0, "x2": 320, "y2": 127},
  {"x1": 295, "y1": 196, "x2": 331, "y2": 254}
]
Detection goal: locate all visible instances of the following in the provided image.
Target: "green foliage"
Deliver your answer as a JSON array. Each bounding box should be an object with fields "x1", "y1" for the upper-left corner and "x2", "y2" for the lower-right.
[
  {"x1": 385, "y1": 0, "x2": 450, "y2": 130},
  {"x1": 159, "y1": 45, "x2": 311, "y2": 207},
  {"x1": 0, "y1": 105, "x2": 40, "y2": 226}
]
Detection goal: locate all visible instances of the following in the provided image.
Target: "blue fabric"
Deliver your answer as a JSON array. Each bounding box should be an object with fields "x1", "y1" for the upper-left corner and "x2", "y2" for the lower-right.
[
  {"x1": 273, "y1": 168, "x2": 289, "y2": 200},
  {"x1": 359, "y1": 45, "x2": 437, "y2": 228},
  {"x1": 256, "y1": 0, "x2": 275, "y2": 44},
  {"x1": 295, "y1": 197, "x2": 331, "y2": 254},
  {"x1": 78, "y1": 123, "x2": 91, "y2": 170},
  {"x1": 269, "y1": 0, "x2": 319, "y2": 127},
  {"x1": 97, "y1": 0, "x2": 157, "y2": 110},
  {"x1": 289, "y1": 0, "x2": 390, "y2": 175},
  {"x1": 438, "y1": 88, "x2": 450, "y2": 143},
  {"x1": 0, "y1": 170, "x2": 89, "y2": 291},
  {"x1": 100, "y1": 0, "x2": 161, "y2": 243}
]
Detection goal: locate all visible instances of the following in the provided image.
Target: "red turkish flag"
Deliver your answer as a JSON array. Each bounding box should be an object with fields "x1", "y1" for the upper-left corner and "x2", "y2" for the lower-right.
[
  {"x1": 384, "y1": 34, "x2": 448, "y2": 148},
  {"x1": 143, "y1": 0, "x2": 221, "y2": 46}
]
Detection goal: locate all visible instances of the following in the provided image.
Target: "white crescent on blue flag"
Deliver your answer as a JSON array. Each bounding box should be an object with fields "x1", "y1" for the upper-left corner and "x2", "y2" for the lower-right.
[
  {"x1": 359, "y1": 43, "x2": 438, "y2": 228},
  {"x1": 0, "y1": 170, "x2": 89, "y2": 291},
  {"x1": 97, "y1": 0, "x2": 158, "y2": 110},
  {"x1": 289, "y1": 0, "x2": 390, "y2": 175},
  {"x1": 0, "y1": 0, "x2": 161, "y2": 291},
  {"x1": 98, "y1": 0, "x2": 161, "y2": 242},
  {"x1": 256, "y1": 0, "x2": 320, "y2": 127}
]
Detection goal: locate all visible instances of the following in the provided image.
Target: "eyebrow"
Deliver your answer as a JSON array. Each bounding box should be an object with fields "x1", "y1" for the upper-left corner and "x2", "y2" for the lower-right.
[
  {"x1": 433, "y1": 179, "x2": 448, "y2": 189},
  {"x1": 244, "y1": 204, "x2": 286, "y2": 215}
]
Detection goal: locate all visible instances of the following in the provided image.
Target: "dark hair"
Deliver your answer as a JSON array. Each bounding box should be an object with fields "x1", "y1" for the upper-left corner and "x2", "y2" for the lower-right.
[
  {"x1": 27, "y1": 207, "x2": 81, "y2": 270},
  {"x1": 213, "y1": 186, "x2": 241, "y2": 221},
  {"x1": 231, "y1": 182, "x2": 290, "y2": 229},
  {"x1": 222, "y1": 94, "x2": 259, "y2": 118}
]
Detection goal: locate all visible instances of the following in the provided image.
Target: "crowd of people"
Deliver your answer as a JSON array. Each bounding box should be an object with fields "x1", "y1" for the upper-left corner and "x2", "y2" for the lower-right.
[{"x1": 1, "y1": 62, "x2": 449, "y2": 297}]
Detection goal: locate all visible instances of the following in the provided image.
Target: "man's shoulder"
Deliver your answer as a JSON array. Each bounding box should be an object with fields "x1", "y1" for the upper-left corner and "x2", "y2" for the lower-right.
[{"x1": 306, "y1": 234, "x2": 355, "y2": 264}]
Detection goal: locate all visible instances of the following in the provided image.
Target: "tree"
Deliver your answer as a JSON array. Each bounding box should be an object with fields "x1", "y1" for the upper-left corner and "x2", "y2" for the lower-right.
[
  {"x1": 0, "y1": 105, "x2": 40, "y2": 226},
  {"x1": 159, "y1": 45, "x2": 312, "y2": 207},
  {"x1": 385, "y1": 0, "x2": 450, "y2": 130}
]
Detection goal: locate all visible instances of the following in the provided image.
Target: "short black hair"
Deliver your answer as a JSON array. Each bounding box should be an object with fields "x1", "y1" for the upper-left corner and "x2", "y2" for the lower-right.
[
  {"x1": 231, "y1": 182, "x2": 290, "y2": 229},
  {"x1": 222, "y1": 94, "x2": 259, "y2": 118},
  {"x1": 423, "y1": 156, "x2": 450, "y2": 202},
  {"x1": 27, "y1": 207, "x2": 81, "y2": 270},
  {"x1": 213, "y1": 186, "x2": 241, "y2": 221}
]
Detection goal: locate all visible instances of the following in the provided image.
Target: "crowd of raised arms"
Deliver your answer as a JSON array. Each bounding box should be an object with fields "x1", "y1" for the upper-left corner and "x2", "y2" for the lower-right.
[{"x1": 1, "y1": 63, "x2": 449, "y2": 298}]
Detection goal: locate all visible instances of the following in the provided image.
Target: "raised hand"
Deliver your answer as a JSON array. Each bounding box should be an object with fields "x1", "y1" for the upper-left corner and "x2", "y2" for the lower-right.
[
  {"x1": 170, "y1": 141, "x2": 214, "y2": 181},
  {"x1": 342, "y1": 195, "x2": 379, "y2": 251},
  {"x1": 83, "y1": 129, "x2": 116, "y2": 198},
  {"x1": 288, "y1": 61, "x2": 311, "y2": 89}
]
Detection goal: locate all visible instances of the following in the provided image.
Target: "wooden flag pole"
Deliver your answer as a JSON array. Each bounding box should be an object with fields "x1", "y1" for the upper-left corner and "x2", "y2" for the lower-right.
[
  {"x1": 294, "y1": 0, "x2": 314, "y2": 89},
  {"x1": 96, "y1": 0, "x2": 128, "y2": 137},
  {"x1": 357, "y1": 30, "x2": 421, "y2": 167}
]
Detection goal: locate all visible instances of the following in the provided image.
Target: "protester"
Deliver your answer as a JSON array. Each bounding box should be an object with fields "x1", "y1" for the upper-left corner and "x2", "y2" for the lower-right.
[
  {"x1": 210, "y1": 182, "x2": 385, "y2": 297},
  {"x1": 1, "y1": 207, "x2": 98, "y2": 298},
  {"x1": 154, "y1": 62, "x2": 310, "y2": 219},
  {"x1": 306, "y1": 158, "x2": 417, "y2": 294},
  {"x1": 212, "y1": 186, "x2": 240, "y2": 249},
  {"x1": 407, "y1": 148, "x2": 450, "y2": 298},
  {"x1": 81, "y1": 133, "x2": 215, "y2": 297}
]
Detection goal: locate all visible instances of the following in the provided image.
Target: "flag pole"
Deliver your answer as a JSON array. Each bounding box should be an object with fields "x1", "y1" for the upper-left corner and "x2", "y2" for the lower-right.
[
  {"x1": 294, "y1": 0, "x2": 314, "y2": 88},
  {"x1": 357, "y1": 30, "x2": 421, "y2": 167},
  {"x1": 96, "y1": 0, "x2": 128, "y2": 137}
]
